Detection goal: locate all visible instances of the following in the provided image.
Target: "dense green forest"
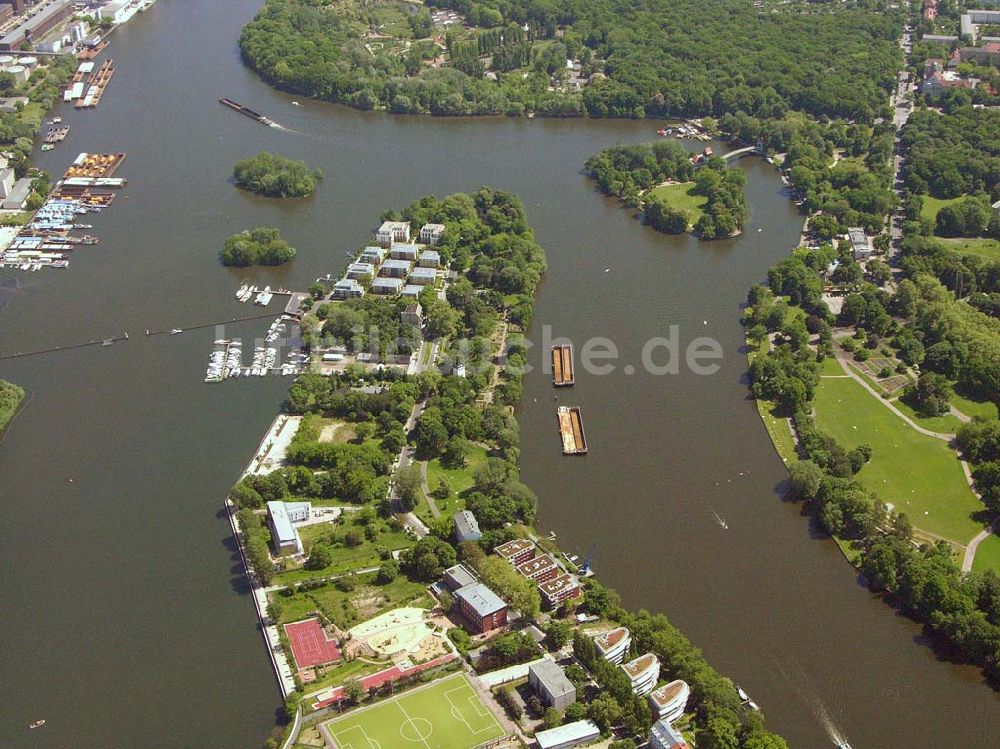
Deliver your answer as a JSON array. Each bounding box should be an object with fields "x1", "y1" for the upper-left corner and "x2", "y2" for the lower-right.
[
  {"x1": 901, "y1": 108, "x2": 1000, "y2": 200},
  {"x1": 239, "y1": 0, "x2": 901, "y2": 120},
  {"x1": 0, "y1": 379, "x2": 25, "y2": 432},
  {"x1": 585, "y1": 142, "x2": 748, "y2": 238},
  {"x1": 233, "y1": 151, "x2": 322, "y2": 198},
  {"x1": 220, "y1": 226, "x2": 296, "y2": 266}
]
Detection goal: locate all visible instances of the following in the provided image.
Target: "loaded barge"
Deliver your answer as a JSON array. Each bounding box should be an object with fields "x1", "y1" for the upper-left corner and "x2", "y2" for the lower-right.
[
  {"x1": 551, "y1": 344, "x2": 575, "y2": 387},
  {"x1": 219, "y1": 97, "x2": 276, "y2": 127},
  {"x1": 557, "y1": 406, "x2": 588, "y2": 455}
]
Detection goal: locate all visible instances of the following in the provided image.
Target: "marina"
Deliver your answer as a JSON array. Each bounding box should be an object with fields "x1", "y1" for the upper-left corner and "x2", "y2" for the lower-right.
[
  {"x1": 557, "y1": 405, "x2": 588, "y2": 455},
  {"x1": 204, "y1": 316, "x2": 305, "y2": 383},
  {"x1": 551, "y1": 343, "x2": 574, "y2": 387},
  {"x1": 0, "y1": 154, "x2": 127, "y2": 271}
]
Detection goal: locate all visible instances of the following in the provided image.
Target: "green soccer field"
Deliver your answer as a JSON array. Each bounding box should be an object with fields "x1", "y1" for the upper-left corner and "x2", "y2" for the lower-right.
[{"x1": 323, "y1": 673, "x2": 505, "y2": 749}]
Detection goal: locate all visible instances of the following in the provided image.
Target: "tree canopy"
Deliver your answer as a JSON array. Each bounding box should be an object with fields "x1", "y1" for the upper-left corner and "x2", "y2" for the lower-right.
[
  {"x1": 233, "y1": 151, "x2": 322, "y2": 198},
  {"x1": 220, "y1": 226, "x2": 296, "y2": 267}
]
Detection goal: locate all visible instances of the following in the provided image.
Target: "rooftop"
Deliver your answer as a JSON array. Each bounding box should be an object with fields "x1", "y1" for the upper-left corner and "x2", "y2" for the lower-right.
[
  {"x1": 622, "y1": 652, "x2": 658, "y2": 680},
  {"x1": 267, "y1": 501, "x2": 297, "y2": 544},
  {"x1": 650, "y1": 718, "x2": 688, "y2": 749},
  {"x1": 594, "y1": 626, "x2": 629, "y2": 655},
  {"x1": 535, "y1": 720, "x2": 600, "y2": 749},
  {"x1": 443, "y1": 563, "x2": 477, "y2": 589},
  {"x1": 455, "y1": 582, "x2": 506, "y2": 618},
  {"x1": 496, "y1": 538, "x2": 534, "y2": 558},
  {"x1": 454, "y1": 509, "x2": 481, "y2": 538},
  {"x1": 517, "y1": 554, "x2": 557, "y2": 576},
  {"x1": 539, "y1": 573, "x2": 578, "y2": 596},
  {"x1": 529, "y1": 659, "x2": 575, "y2": 694},
  {"x1": 649, "y1": 679, "x2": 689, "y2": 708}
]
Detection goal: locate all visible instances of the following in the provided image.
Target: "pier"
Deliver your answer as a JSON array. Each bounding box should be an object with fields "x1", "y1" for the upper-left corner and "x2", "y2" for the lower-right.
[
  {"x1": 557, "y1": 405, "x2": 588, "y2": 455},
  {"x1": 551, "y1": 344, "x2": 574, "y2": 387}
]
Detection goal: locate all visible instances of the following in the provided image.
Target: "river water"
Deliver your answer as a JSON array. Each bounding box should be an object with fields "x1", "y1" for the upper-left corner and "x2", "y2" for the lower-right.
[{"x1": 0, "y1": 1, "x2": 998, "y2": 747}]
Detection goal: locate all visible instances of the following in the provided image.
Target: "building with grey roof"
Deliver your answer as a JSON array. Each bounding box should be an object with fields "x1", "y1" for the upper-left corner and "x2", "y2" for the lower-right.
[
  {"x1": 453, "y1": 509, "x2": 482, "y2": 543},
  {"x1": 371, "y1": 277, "x2": 403, "y2": 295},
  {"x1": 266, "y1": 500, "x2": 311, "y2": 556},
  {"x1": 454, "y1": 582, "x2": 507, "y2": 633},
  {"x1": 443, "y1": 563, "x2": 478, "y2": 591},
  {"x1": 847, "y1": 227, "x2": 873, "y2": 260},
  {"x1": 418, "y1": 249, "x2": 440, "y2": 268},
  {"x1": 379, "y1": 258, "x2": 411, "y2": 278},
  {"x1": 0, "y1": 0, "x2": 74, "y2": 51},
  {"x1": 409, "y1": 266, "x2": 437, "y2": 286},
  {"x1": 534, "y1": 719, "x2": 600, "y2": 749},
  {"x1": 528, "y1": 660, "x2": 577, "y2": 712}
]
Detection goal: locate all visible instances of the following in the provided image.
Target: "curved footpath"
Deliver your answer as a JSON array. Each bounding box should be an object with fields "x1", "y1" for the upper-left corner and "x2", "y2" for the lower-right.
[{"x1": 830, "y1": 348, "x2": 994, "y2": 569}]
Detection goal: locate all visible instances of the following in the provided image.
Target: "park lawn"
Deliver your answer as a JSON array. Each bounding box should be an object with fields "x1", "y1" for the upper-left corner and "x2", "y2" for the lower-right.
[
  {"x1": 646, "y1": 181, "x2": 707, "y2": 225},
  {"x1": 952, "y1": 391, "x2": 998, "y2": 421},
  {"x1": 891, "y1": 397, "x2": 965, "y2": 435},
  {"x1": 820, "y1": 356, "x2": 846, "y2": 376},
  {"x1": 270, "y1": 572, "x2": 431, "y2": 628},
  {"x1": 940, "y1": 237, "x2": 1000, "y2": 261},
  {"x1": 921, "y1": 195, "x2": 964, "y2": 224},
  {"x1": 315, "y1": 417, "x2": 357, "y2": 444},
  {"x1": 812, "y1": 376, "x2": 983, "y2": 543},
  {"x1": 321, "y1": 673, "x2": 504, "y2": 749},
  {"x1": 274, "y1": 521, "x2": 414, "y2": 585},
  {"x1": 972, "y1": 534, "x2": 1000, "y2": 574},
  {"x1": 426, "y1": 444, "x2": 489, "y2": 498}
]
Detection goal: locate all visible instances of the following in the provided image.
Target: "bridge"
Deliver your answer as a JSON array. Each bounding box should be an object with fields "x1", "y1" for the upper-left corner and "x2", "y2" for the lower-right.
[{"x1": 722, "y1": 145, "x2": 759, "y2": 161}]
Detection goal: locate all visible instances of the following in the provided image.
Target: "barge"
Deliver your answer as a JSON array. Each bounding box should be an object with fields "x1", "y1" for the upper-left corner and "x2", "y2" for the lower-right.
[
  {"x1": 557, "y1": 406, "x2": 588, "y2": 455},
  {"x1": 219, "y1": 97, "x2": 276, "y2": 127},
  {"x1": 551, "y1": 344, "x2": 575, "y2": 387}
]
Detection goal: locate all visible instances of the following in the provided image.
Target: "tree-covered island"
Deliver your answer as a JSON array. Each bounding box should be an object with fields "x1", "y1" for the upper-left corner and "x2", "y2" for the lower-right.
[
  {"x1": 221, "y1": 227, "x2": 297, "y2": 266},
  {"x1": 233, "y1": 151, "x2": 322, "y2": 198}
]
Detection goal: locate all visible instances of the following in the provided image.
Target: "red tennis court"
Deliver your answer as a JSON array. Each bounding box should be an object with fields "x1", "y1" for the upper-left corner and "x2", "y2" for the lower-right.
[{"x1": 284, "y1": 618, "x2": 342, "y2": 669}]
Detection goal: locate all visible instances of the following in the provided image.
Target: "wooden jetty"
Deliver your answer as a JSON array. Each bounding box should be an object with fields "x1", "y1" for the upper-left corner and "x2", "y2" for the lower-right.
[
  {"x1": 557, "y1": 406, "x2": 588, "y2": 455},
  {"x1": 551, "y1": 344, "x2": 575, "y2": 387}
]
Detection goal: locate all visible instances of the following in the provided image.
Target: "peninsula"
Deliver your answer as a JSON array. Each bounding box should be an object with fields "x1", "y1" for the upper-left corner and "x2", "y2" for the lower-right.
[{"x1": 228, "y1": 189, "x2": 786, "y2": 749}]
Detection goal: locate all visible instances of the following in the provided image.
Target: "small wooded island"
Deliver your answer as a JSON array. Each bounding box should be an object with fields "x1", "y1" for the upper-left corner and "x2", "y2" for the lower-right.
[
  {"x1": 0, "y1": 379, "x2": 25, "y2": 433},
  {"x1": 221, "y1": 227, "x2": 296, "y2": 266},
  {"x1": 233, "y1": 151, "x2": 322, "y2": 198},
  {"x1": 585, "y1": 141, "x2": 748, "y2": 238}
]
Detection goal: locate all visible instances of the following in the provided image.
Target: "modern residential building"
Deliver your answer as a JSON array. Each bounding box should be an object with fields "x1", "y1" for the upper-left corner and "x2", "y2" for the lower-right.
[
  {"x1": 376, "y1": 220, "x2": 410, "y2": 247},
  {"x1": 650, "y1": 718, "x2": 691, "y2": 749},
  {"x1": 528, "y1": 660, "x2": 577, "y2": 711},
  {"x1": 621, "y1": 652, "x2": 659, "y2": 696},
  {"x1": 379, "y1": 258, "x2": 411, "y2": 278},
  {"x1": 443, "y1": 563, "x2": 478, "y2": 591},
  {"x1": 534, "y1": 720, "x2": 601, "y2": 749},
  {"x1": 418, "y1": 249, "x2": 440, "y2": 268},
  {"x1": 419, "y1": 223, "x2": 446, "y2": 245},
  {"x1": 593, "y1": 626, "x2": 631, "y2": 664},
  {"x1": 400, "y1": 302, "x2": 422, "y2": 326},
  {"x1": 389, "y1": 242, "x2": 420, "y2": 261},
  {"x1": 332, "y1": 278, "x2": 364, "y2": 299},
  {"x1": 539, "y1": 573, "x2": 581, "y2": 610},
  {"x1": 345, "y1": 261, "x2": 374, "y2": 280},
  {"x1": 649, "y1": 679, "x2": 691, "y2": 722},
  {"x1": 454, "y1": 582, "x2": 507, "y2": 633},
  {"x1": 360, "y1": 245, "x2": 387, "y2": 266},
  {"x1": 400, "y1": 284, "x2": 423, "y2": 299},
  {"x1": 961, "y1": 9, "x2": 1000, "y2": 39},
  {"x1": 517, "y1": 553, "x2": 559, "y2": 584},
  {"x1": 0, "y1": 167, "x2": 15, "y2": 198},
  {"x1": 847, "y1": 227, "x2": 873, "y2": 260},
  {"x1": 370, "y1": 277, "x2": 403, "y2": 295},
  {"x1": 453, "y1": 509, "x2": 482, "y2": 543},
  {"x1": 495, "y1": 538, "x2": 535, "y2": 566},
  {"x1": 408, "y1": 266, "x2": 437, "y2": 286},
  {"x1": 266, "y1": 500, "x2": 311, "y2": 556}
]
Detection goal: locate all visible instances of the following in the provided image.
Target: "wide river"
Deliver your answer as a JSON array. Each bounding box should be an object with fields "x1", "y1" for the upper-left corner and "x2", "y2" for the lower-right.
[{"x1": 1, "y1": 1, "x2": 998, "y2": 747}]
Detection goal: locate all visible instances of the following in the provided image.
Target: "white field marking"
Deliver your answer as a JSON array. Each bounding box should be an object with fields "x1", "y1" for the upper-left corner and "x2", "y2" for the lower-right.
[
  {"x1": 395, "y1": 698, "x2": 433, "y2": 749},
  {"x1": 331, "y1": 724, "x2": 381, "y2": 749},
  {"x1": 443, "y1": 685, "x2": 502, "y2": 736}
]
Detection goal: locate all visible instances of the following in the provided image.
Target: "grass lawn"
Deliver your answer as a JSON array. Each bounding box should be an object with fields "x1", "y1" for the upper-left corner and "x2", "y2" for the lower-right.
[
  {"x1": 812, "y1": 376, "x2": 983, "y2": 543},
  {"x1": 891, "y1": 397, "x2": 965, "y2": 435},
  {"x1": 321, "y1": 673, "x2": 504, "y2": 749},
  {"x1": 972, "y1": 533, "x2": 1000, "y2": 574},
  {"x1": 275, "y1": 518, "x2": 414, "y2": 585},
  {"x1": 270, "y1": 572, "x2": 431, "y2": 628},
  {"x1": 939, "y1": 237, "x2": 1000, "y2": 261},
  {"x1": 423, "y1": 444, "x2": 489, "y2": 497},
  {"x1": 646, "y1": 181, "x2": 707, "y2": 225},
  {"x1": 952, "y1": 391, "x2": 998, "y2": 421},
  {"x1": 920, "y1": 195, "x2": 964, "y2": 224},
  {"x1": 820, "y1": 356, "x2": 846, "y2": 376}
]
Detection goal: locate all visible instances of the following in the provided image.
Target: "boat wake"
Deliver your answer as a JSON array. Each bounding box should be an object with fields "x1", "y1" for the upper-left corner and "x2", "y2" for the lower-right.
[{"x1": 773, "y1": 655, "x2": 848, "y2": 747}]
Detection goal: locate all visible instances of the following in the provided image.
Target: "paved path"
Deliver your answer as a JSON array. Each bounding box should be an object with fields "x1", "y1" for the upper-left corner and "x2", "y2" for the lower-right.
[
  {"x1": 963, "y1": 526, "x2": 995, "y2": 573},
  {"x1": 832, "y1": 350, "x2": 998, "y2": 570},
  {"x1": 832, "y1": 349, "x2": 955, "y2": 441},
  {"x1": 420, "y1": 460, "x2": 441, "y2": 518}
]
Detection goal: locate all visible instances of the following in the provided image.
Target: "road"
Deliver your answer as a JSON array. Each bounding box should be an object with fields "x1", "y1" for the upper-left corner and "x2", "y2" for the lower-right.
[{"x1": 888, "y1": 24, "x2": 916, "y2": 263}]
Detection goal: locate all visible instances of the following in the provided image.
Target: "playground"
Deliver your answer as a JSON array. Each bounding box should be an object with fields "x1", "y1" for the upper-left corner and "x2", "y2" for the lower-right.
[{"x1": 348, "y1": 606, "x2": 437, "y2": 659}]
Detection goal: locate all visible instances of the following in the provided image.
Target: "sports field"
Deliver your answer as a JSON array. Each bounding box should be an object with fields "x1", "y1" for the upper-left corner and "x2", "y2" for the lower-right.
[{"x1": 323, "y1": 673, "x2": 504, "y2": 749}]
